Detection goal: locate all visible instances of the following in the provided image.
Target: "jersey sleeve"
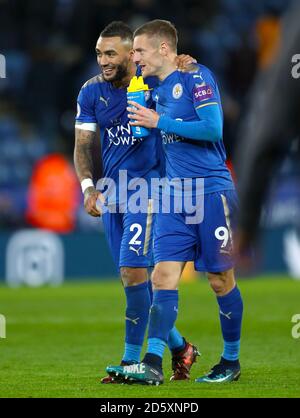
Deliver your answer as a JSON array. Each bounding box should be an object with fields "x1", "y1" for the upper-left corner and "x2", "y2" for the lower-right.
[
  {"x1": 157, "y1": 66, "x2": 223, "y2": 142},
  {"x1": 75, "y1": 84, "x2": 97, "y2": 132},
  {"x1": 186, "y1": 65, "x2": 219, "y2": 111}
]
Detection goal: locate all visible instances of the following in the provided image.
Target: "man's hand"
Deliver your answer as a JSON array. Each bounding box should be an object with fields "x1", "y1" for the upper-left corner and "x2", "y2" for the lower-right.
[
  {"x1": 127, "y1": 100, "x2": 159, "y2": 129},
  {"x1": 176, "y1": 54, "x2": 197, "y2": 72},
  {"x1": 83, "y1": 187, "x2": 106, "y2": 217}
]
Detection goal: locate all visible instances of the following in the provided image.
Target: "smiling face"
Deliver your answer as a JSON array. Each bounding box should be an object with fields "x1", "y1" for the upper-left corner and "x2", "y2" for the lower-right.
[
  {"x1": 132, "y1": 34, "x2": 164, "y2": 78},
  {"x1": 95, "y1": 36, "x2": 133, "y2": 83}
]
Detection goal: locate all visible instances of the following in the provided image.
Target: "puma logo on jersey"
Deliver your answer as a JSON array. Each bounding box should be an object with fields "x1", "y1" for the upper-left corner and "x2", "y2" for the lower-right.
[
  {"x1": 193, "y1": 73, "x2": 203, "y2": 80},
  {"x1": 129, "y1": 246, "x2": 141, "y2": 256},
  {"x1": 220, "y1": 310, "x2": 232, "y2": 320},
  {"x1": 125, "y1": 316, "x2": 139, "y2": 325},
  {"x1": 100, "y1": 96, "x2": 110, "y2": 107},
  {"x1": 123, "y1": 363, "x2": 145, "y2": 374}
]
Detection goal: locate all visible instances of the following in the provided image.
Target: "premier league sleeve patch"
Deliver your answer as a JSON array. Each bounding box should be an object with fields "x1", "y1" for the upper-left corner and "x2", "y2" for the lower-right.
[{"x1": 193, "y1": 84, "x2": 214, "y2": 102}]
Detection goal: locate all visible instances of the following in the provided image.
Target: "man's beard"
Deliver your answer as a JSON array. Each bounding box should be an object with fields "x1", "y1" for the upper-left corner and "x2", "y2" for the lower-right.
[{"x1": 102, "y1": 62, "x2": 128, "y2": 83}]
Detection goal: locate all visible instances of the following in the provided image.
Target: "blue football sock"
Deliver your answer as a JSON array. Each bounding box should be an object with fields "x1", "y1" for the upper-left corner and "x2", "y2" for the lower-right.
[
  {"x1": 122, "y1": 281, "x2": 151, "y2": 363},
  {"x1": 222, "y1": 341, "x2": 241, "y2": 362},
  {"x1": 122, "y1": 343, "x2": 141, "y2": 363},
  {"x1": 147, "y1": 276, "x2": 184, "y2": 353},
  {"x1": 217, "y1": 286, "x2": 243, "y2": 361},
  {"x1": 148, "y1": 274, "x2": 183, "y2": 353},
  {"x1": 147, "y1": 289, "x2": 179, "y2": 359},
  {"x1": 147, "y1": 337, "x2": 167, "y2": 359},
  {"x1": 168, "y1": 327, "x2": 185, "y2": 352}
]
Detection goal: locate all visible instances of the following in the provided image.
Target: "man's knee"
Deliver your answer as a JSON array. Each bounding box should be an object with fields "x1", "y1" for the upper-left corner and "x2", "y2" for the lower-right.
[
  {"x1": 152, "y1": 267, "x2": 169, "y2": 289},
  {"x1": 151, "y1": 263, "x2": 181, "y2": 290},
  {"x1": 120, "y1": 267, "x2": 148, "y2": 287},
  {"x1": 207, "y1": 269, "x2": 235, "y2": 296}
]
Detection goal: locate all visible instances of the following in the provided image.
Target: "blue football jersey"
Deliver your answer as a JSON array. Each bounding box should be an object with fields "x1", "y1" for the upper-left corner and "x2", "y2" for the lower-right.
[
  {"x1": 75, "y1": 73, "x2": 163, "y2": 202},
  {"x1": 152, "y1": 65, "x2": 234, "y2": 193}
]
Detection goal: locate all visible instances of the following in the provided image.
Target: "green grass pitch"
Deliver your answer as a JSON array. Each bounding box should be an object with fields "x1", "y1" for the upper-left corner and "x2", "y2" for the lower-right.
[{"x1": 0, "y1": 276, "x2": 300, "y2": 398}]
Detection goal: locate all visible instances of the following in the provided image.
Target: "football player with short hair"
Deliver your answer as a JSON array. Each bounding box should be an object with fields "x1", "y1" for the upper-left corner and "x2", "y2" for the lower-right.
[
  {"x1": 107, "y1": 20, "x2": 243, "y2": 385},
  {"x1": 74, "y1": 21, "x2": 199, "y2": 384}
]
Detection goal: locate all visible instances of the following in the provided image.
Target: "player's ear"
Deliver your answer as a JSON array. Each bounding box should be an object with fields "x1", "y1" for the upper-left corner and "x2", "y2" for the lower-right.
[
  {"x1": 129, "y1": 49, "x2": 134, "y2": 60},
  {"x1": 159, "y1": 42, "x2": 168, "y2": 57}
]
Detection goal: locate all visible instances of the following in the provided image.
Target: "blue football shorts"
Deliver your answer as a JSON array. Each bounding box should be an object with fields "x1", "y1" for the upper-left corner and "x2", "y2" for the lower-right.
[
  {"x1": 101, "y1": 200, "x2": 154, "y2": 270},
  {"x1": 153, "y1": 189, "x2": 238, "y2": 273}
]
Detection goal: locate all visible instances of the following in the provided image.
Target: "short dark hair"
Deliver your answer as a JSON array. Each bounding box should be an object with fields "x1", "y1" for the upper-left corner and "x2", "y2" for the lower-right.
[
  {"x1": 100, "y1": 21, "x2": 133, "y2": 43},
  {"x1": 134, "y1": 20, "x2": 178, "y2": 52}
]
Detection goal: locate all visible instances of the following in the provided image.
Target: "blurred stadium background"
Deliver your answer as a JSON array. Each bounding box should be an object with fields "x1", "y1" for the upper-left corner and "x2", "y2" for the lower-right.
[
  {"x1": 1, "y1": 0, "x2": 300, "y2": 284},
  {"x1": 0, "y1": 0, "x2": 300, "y2": 398}
]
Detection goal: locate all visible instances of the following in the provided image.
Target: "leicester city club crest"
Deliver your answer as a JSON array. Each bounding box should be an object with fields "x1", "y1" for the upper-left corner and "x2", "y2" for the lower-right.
[{"x1": 172, "y1": 83, "x2": 183, "y2": 99}]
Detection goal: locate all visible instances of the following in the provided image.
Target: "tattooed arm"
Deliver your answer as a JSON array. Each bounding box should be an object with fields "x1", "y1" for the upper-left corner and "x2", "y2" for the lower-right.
[
  {"x1": 92, "y1": 127, "x2": 103, "y2": 185},
  {"x1": 74, "y1": 128, "x2": 105, "y2": 217}
]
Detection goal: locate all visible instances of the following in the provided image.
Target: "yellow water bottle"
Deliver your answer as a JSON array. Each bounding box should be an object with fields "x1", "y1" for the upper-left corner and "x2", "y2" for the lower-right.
[{"x1": 127, "y1": 76, "x2": 150, "y2": 137}]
